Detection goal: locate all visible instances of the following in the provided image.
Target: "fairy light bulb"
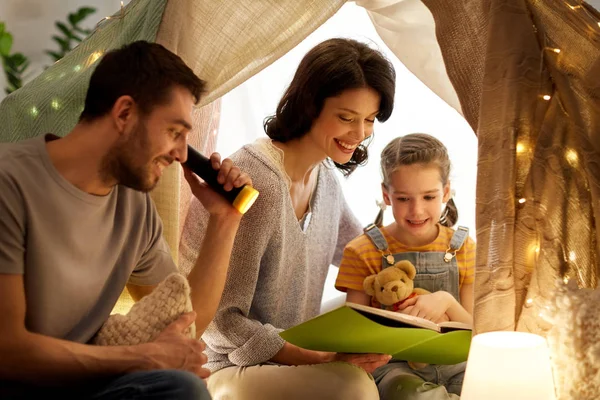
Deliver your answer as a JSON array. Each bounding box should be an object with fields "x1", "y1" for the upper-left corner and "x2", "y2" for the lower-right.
[{"x1": 565, "y1": 148, "x2": 578, "y2": 167}]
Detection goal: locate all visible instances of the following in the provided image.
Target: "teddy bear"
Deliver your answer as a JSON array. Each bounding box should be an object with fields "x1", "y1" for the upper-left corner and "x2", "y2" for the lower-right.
[{"x1": 363, "y1": 259, "x2": 430, "y2": 311}]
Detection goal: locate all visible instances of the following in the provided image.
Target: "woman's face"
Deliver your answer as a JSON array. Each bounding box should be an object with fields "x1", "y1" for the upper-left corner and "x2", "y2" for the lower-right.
[{"x1": 306, "y1": 87, "x2": 381, "y2": 165}]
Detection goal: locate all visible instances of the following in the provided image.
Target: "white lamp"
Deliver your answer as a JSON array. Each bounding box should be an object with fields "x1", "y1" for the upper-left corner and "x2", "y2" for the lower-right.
[{"x1": 461, "y1": 331, "x2": 556, "y2": 400}]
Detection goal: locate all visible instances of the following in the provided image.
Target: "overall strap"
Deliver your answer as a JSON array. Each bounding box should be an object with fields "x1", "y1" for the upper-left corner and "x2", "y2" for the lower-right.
[
  {"x1": 443, "y1": 226, "x2": 469, "y2": 263},
  {"x1": 363, "y1": 224, "x2": 395, "y2": 266}
]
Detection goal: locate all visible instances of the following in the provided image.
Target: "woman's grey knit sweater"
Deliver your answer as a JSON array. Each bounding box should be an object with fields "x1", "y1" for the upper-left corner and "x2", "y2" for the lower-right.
[{"x1": 179, "y1": 139, "x2": 362, "y2": 372}]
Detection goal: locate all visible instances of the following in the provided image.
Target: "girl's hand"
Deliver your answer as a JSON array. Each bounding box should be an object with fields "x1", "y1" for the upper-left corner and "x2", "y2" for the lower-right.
[{"x1": 396, "y1": 291, "x2": 452, "y2": 322}]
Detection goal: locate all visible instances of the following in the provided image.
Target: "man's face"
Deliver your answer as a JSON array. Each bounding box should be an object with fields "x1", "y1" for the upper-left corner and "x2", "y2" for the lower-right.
[{"x1": 104, "y1": 86, "x2": 195, "y2": 192}]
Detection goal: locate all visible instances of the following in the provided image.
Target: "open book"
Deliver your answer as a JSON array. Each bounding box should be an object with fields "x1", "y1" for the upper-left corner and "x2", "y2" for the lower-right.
[
  {"x1": 346, "y1": 302, "x2": 472, "y2": 333},
  {"x1": 279, "y1": 302, "x2": 472, "y2": 365}
]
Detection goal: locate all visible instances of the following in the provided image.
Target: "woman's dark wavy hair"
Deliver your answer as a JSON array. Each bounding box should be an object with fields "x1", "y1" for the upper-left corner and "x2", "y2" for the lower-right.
[{"x1": 263, "y1": 38, "x2": 396, "y2": 176}]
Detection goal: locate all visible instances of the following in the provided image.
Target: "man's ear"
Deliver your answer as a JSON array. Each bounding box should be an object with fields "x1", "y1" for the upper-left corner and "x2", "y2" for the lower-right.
[
  {"x1": 363, "y1": 275, "x2": 377, "y2": 296},
  {"x1": 111, "y1": 95, "x2": 137, "y2": 134},
  {"x1": 381, "y1": 183, "x2": 392, "y2": 206},
  {"x1": 442, "y1": 181, "x2": 451, "y2": 203}
]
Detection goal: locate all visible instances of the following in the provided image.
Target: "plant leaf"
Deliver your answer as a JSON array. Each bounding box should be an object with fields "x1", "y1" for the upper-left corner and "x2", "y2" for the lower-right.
[
  {"x1": 77, "y1": 7, "x2": 97, "y2": 20},
  {"x1": 45, "y1": 50, "x2": 62, "y2": 61},
  {"x1": 55, "y1": 22, "x2": 77, "y2": 41},
  {"x1": 0, "y1": 31, "x2": 13, "y2": 56},
  {"x1": 68, "y1": 12, "x2": 78, "y2": 27},
  {"x1": 52, "y1": 35, "x2": 70, "y2": 51}
]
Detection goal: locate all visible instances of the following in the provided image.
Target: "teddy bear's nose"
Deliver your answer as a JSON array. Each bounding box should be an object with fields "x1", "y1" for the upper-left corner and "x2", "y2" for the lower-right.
[{"x1": 391, "y1": 285, "x2": 399, "y2": 292}]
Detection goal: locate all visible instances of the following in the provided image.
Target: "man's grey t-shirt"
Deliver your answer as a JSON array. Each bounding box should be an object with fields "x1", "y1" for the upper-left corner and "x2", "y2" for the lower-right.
[{"x1": 0, "y1": 134, "x2": 177, "y2": 343}]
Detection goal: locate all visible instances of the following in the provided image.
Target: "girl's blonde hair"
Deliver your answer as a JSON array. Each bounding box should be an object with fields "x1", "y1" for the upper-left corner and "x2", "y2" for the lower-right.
[{"x1": 378, "y1": 133, "x2": 458, "y2": 227}]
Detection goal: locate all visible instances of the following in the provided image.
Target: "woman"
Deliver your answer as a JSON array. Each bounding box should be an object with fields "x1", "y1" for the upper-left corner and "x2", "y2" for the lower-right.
[{"x1": 180, "y1": 38, "x2": 396, "y2": 400}]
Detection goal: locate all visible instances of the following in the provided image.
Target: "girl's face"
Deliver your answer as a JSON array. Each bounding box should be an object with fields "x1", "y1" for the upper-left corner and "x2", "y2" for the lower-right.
[
  {"x1": 306, "y1": 87, "x2": 380, "y2": 165},
  {"x1": 382, "y1": 163, "x2": 451, "y2": 246}
]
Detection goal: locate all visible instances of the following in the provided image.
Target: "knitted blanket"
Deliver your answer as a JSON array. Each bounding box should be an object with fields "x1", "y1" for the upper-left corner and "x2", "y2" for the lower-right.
[
  {"x1": 545, "y1": 280, "x2": 600, "y2": 399},
  {"x1": 94, "y1": 273, "x2": 196, "y2": 346}
]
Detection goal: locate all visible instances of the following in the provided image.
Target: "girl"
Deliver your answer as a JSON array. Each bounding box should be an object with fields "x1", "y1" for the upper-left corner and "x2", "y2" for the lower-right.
[
  {"x1": 335, "y1": 133, "x2": 475, "y2": 399},
  {"x1": 179, "y1": 38, "x2": 396, "y2": 400}
]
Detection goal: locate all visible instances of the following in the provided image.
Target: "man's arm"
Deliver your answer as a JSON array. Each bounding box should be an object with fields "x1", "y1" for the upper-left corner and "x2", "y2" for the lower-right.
[
  {"x1": 181, "y1": 154, "x2": 248, "y2": 336},
  {"x1": 126, "y1": 284, "x2": 155, "y2": 301},
  {"x1": 0, "y1": 273, "x2": 208, "y2": 384},
  {"x1": 186, "y1": 215, "x2": 241, "y2": 335}
]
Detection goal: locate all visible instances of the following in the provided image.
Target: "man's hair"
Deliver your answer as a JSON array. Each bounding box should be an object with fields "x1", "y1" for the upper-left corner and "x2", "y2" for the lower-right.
[{"x1": 79, "y1": 41, "x2": 206, "y2": 122}]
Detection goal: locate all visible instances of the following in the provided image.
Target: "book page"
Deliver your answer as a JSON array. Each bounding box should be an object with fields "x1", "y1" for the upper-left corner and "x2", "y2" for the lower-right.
[
  {"x1": 438, "y1": 320, "x2": 472, "y2": 332},
  {"x1": 345, "y1": 302, "x2": 441, "y2": 332}
]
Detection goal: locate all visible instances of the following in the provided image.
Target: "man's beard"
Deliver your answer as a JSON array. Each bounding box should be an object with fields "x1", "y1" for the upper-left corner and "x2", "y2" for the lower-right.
[{"x1": 101, "y1": 122, "x2": 159, "y2": 192}]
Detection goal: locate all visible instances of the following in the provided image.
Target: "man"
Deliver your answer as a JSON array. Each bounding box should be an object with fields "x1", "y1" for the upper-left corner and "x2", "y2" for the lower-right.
[{"x1": 0, "y1": 41, "x2": 250, "y2": 399}]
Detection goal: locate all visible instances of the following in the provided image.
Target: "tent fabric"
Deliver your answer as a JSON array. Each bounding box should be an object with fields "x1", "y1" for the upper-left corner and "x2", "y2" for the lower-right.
[
  {"x1": 1, "y1": 0, "x2": 599, "y2": 350},
  {"x1": 0, "y1": 0, "x2": 167, "y2": 143},
  {"x1": 154, "y1": 0, "x2": 346, "y2": 262},
  {"x1": 420, "y1": 0, "x2": 600, "y2": 334},
  {"x1": 357, "y1": 0, "x2": 463, "y2": 116}
]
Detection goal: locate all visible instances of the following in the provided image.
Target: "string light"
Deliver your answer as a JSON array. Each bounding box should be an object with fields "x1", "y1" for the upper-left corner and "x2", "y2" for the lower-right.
[
  {"x1": 565, "y1": 148, "x2": 579, "y2": 166},
  {"x1": 86, "y1": 51, "x2": 104, "y2": 67},
  {"x1": 564, "y1": 0, "x2": 600, "y2": 33},
  {"x1": 51, "y1": 99, "x2": 61, "y2": 110},
  {"x1": 544, "y1": 47, "x2": 561, "y2": 54},
  {"x1": 94, "y1": 1, "x2": 126, "y2": 30},
  {"x1": 519, "y1": 0, "x2": 599, "y2": 329}
]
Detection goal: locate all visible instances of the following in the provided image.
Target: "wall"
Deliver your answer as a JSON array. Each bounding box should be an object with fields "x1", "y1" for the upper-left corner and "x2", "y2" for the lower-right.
[{"x1": 0, "y1": 0, "x2": 128, "y2": 100}]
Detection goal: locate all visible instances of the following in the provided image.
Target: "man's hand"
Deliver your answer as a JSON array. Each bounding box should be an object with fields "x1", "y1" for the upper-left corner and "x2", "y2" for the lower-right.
[
  {"x1": 333, "y1": 353, "x2": 392, "y2": 374},
  {"x1": 140, "y1": 312, "x2": 210, "y2": 378},
  {"x1": 182, "y1": 152, "x2": 252, "y2": 217},
  {"x1": 395, "y1": 291, "x2": 451, "y2": 322}
]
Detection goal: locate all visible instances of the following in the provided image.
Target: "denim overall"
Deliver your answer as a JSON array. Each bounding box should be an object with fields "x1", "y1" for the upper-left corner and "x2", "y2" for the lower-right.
[{"x1": 364, "y1": 224, "x2": 469, "y2": 399}]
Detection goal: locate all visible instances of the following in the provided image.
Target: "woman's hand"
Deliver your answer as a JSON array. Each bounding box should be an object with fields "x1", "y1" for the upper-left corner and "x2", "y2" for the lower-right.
[{"x1": 333, "y1": 353, "x2": 392, "y2": 374}]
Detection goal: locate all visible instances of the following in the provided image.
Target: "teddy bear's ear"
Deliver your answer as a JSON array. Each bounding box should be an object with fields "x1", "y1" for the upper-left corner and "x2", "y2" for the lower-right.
[
  {"x1": 363, "y1": 275, "x2": 377, "y2": 296},
  {"x1": 395, "y1": 260, "x2": 417, "y2": 280}
]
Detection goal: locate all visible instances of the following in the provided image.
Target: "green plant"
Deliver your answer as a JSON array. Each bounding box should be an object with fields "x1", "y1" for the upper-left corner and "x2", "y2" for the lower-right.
[
  {"x1": 0, "y1": 22, "x2": 30, "y2": 95},
  {"x1": 45, "y1": 6, "x2": 96, "y2": 63}
]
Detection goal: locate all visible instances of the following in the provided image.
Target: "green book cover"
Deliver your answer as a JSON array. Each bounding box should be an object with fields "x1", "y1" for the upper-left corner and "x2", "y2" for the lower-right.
[{"x1": 279, "y1": 303, "x2": 472, "y2": 365}]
